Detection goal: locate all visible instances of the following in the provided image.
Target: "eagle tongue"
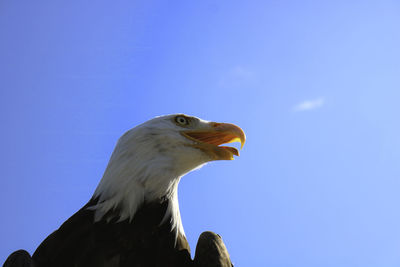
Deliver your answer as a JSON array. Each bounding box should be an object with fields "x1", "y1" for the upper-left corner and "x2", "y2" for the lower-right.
[{"x1": 219, "y1": 146, "x2": 239, "y2": 156}]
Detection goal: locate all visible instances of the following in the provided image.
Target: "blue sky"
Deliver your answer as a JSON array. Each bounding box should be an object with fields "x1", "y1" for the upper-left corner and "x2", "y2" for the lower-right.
[{"x1": 1, "y1": 1, "x2": 400, "y2": 266}]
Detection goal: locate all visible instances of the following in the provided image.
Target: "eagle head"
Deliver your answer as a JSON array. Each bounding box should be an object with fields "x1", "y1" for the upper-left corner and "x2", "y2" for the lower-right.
[{"x1": 91, "y1": 114, "x2": 245, "y2": 237}]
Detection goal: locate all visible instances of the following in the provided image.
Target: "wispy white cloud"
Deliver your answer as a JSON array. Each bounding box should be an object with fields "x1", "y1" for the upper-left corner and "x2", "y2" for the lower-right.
[
  {"x1": 293, "y1": 97, "x2": 325, "y2": 112},
  {"x1": 218, "y1": 66, "x2": 255, "y2": 88}
]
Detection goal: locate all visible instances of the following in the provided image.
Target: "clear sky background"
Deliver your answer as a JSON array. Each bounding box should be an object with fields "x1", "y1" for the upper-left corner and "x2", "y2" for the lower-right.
[{"x1": 1, "y1": 1, "x2": 400, "y2": 266}]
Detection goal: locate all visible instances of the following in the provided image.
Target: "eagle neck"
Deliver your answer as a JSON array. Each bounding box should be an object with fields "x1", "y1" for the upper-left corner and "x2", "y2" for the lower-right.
[{"x1": 90, "y1": 160, "x2": 185, "y2": 239}]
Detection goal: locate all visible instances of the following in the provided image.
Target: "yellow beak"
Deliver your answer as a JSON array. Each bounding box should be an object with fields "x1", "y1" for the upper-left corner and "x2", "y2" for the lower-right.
[{"x1": 181, "y1": 122, "x2": 246, "y2": 160}]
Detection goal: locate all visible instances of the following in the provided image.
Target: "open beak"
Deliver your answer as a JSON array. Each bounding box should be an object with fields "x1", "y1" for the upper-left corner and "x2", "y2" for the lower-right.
[{"x1": 181, "y1": 122, "x2": 246, "y2": 160}]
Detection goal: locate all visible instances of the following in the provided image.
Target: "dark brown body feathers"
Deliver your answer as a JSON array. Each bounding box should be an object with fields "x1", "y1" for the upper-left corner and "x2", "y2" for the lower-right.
[{"x1": 4, "y1": 197, "x2": 232, "y2": 267}]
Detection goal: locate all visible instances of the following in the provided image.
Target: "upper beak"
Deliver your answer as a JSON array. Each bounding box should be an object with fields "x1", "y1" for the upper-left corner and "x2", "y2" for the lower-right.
[{"x1": 181, "y1": 122, "x2": 246, "y2": 160}]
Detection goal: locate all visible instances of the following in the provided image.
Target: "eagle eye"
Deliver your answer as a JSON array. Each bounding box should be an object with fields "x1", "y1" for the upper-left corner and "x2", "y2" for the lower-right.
[{"x1": 175, "y1": 115, "x2": 189, "y2": 126}]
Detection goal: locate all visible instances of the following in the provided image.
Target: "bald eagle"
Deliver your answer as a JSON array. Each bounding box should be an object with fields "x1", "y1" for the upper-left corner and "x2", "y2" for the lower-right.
[{"x1": 4, "y1": 114, "x2": 245, "y2": 267}]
